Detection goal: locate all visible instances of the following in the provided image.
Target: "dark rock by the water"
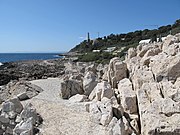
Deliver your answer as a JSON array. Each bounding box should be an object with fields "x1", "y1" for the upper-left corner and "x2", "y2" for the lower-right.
[{"x1": 0, "y1": 59, "x2": 65, "y2": 86}]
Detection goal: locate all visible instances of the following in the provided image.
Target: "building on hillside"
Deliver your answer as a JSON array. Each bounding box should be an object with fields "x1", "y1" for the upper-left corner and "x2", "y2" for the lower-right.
[
  {"x1": 92, "y1": 50, "x2": 101, "y2": 52},
  {"x1": 139, "y1": 37, "x2": 166, "y2": 45},
  {"x1": 103, "y1": 47, "x2": 116, "y2": 52}
]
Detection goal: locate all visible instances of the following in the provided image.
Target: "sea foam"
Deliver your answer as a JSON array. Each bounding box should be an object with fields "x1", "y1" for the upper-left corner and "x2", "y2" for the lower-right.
[{"x1": 0, "y1": 62, "x2": 3, "y2": 66}]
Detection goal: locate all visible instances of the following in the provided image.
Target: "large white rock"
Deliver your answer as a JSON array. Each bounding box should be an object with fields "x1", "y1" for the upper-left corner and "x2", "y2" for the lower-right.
[
  {"x1": 89, "y1": 98, "x2": 113, "y2": 126},
  {"x1": 111, "y1": 119, "x2": 127, "y2": 135},
  {"x1": 20, "y1": 103, "x2": 38, "y2": 125},
  {"x1": 159, "y1": 80, "x2": 180, "y2": 102},
  {"x1": 4, "y1": 81, "x2": 43, "y2": 101},
  {"x1": 137, "y1": 44, "x2": 153, "y2": 57},
  {"x1": 107, "y1": 57, "x2": 127, "y2": 88},
  {"x1": 137, "y1": 82, "x2": 163, "y2": 116},
  {"x1": 60, "y1": 79, "x2": 84, "y2": 99},
  {"x1": 162, "y1": 35, "x2": 179, "y2": 54},
  {"x1": 125, "y1": 56, "x2": 141, "y2": 77},
  {"x1": 140, "y1": 47, "x2": 161, "y2": 66},
  {"x1": 131, "y1": 66, "x2": 155, "y2": 91},
  {"x1": 150, "y1": 53, "x2": 180, "y2": 82},
  {"x1": 13, "y1": 117, "x2": 34, "y2": 135},
  {"x1": 137, "y1": 81, "x2": 180, "y2": 135},
  {"x1": 2, "y1": 97, "x2": 23, "y2": 114},
  {"x1": 69, "y1": 94, "x2": 88, "y2": 102},
  {"x1": 110, "y1": 96, "x2": 124, "y2": 119},
  {"x1": 164, "y1": 43, "x2": 180, "y2": 56},
  {"x1": 143, "y1": 47, "x2": 161, "y2": 58},
  {"x1": 85, "y1": 64, "x2": 97, "y2": 74},
  {"x1": 126, "y1": 48, "x2": 137, "y2": 59},
  {"x1": 118, "y1": 78, "x2": 137, "y2": 114},
  {"x1": 89, "y1": 81, "x2": 114, "y2": 101},
  {"x1": 83, "y1": 71, "x2": 98, "y2": 96},
  {"x1": 140, "y1": 98, "x2": 180, "y2": 135}
]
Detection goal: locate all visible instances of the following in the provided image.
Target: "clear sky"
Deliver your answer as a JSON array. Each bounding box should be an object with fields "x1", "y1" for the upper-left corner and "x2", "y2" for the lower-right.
[{"x1": 0, "y1": 0, "x2": 180, "y2": 53}]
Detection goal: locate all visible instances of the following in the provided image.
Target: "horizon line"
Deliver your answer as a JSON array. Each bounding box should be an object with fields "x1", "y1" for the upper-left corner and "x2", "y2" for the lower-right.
[{"x1": 0, "y1": 51, "x2": 68, "y2": 53}]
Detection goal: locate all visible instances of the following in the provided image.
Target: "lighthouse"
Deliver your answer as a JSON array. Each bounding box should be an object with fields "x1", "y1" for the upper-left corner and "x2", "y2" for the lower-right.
[{"x1": 87, "y1": 32, "x2": 90, "y2": 43}]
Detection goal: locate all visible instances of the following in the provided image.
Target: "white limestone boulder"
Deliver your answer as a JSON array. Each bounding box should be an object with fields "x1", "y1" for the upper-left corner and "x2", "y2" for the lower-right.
[
  {"x1": 150, "y1": 53, "x2": 180, "y2": 82},
  {"x1": 89, "y1": 81, "x2": 114, "y2": 101},
  {"x1": 118, "y1": 78, "x2": 137, "y2": 114},
  {"x1": 107, "y1": 57, "x2": 127, "y2": 88},
  {"x1": 69, "y1": 94, "x2": 88, "y2": 102},
  {"x1": 60, "y1": 79, "x2": 84, "y2": 99},
  {"x1": 89, "y1": 97, "x2": 113, "y2": 126},
  {"x1": 83, "y1": 71, "x2": 98, "y2": 96}
]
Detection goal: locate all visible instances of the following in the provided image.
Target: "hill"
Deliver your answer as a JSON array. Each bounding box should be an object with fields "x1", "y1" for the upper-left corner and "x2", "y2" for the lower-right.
[{"x1": 69, "y1": 19, "x2": 180, "y2": 63}]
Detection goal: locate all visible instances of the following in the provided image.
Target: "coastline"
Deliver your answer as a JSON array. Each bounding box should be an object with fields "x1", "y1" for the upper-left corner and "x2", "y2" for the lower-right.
[
  {"x1": 0, "y1": 53, "x2": 63, "y2": 63},
  {"x1": 0, "y1": 58, "x2": 66, "y2": 86},
  {"x1": 0, "y1": 34, "x2": 180, "y2": 135}
]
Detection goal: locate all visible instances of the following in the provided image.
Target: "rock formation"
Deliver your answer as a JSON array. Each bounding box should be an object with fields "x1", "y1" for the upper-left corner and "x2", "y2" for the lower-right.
[
  {"x1": 1, "y1": 33, "x2": 180, "y2": 135},
  {"x1": 0, "y1": 59, "x2": 65, "y2": 86},
  {"x1": 125, "y1": 33, "x2": 180, "y2": 135},
  {"x1": 54, "y1": 33, "x2": 180, "y2": 135},
  {"x1": 0, "y1": 97, "x2": 42, "y2": 135},
  {"x1": 107, "y1": 57, "x2": 127, "y2": 88},
  {"x1": 0, "y1": 81, "x2": 43, "y2": 103}
]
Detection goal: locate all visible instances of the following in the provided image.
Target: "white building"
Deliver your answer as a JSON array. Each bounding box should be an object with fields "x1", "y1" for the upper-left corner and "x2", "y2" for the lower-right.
[
  {"x1": 139, "y1": 37, "x2": 166, "y2": 45},
  {"x1": 92, "y1": 50, "x2": 100, "y2": 52},
  {"x1": 104, "y1": 47, "x2": 116, "y2": 52}
]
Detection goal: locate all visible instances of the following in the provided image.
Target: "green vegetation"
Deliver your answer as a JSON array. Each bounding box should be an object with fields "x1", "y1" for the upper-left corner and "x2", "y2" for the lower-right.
[
  {"x1": 70, "y1": 19, "x2": 180, "y2": 63},
  {"x1": 78, "y1": 52, "x2": 114, "y2": 64}
]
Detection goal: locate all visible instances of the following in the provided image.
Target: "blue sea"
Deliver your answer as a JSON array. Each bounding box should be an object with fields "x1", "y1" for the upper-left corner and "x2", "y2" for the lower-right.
[{"x1": 0, "y1": 53, "x2": 63, "y2": 64}]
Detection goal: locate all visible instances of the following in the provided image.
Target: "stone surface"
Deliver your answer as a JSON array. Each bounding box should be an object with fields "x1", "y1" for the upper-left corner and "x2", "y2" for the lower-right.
[
  {"x1": 89, "y1": 98, "x2": 113, "y2": 126},
  {"x1": 17, "y1": 92, "x2": 30, "y2": 101},
  {"x1": 69, "y1": 94, "x2": 88, "y2": 102},
  {"x1": 127, "y1": 47, "x2": 137, "y2": 59},
  {"x1": 118, "y1": 78, "x2": 137, "y2": 114},
  {"x1": 0, "y1": 59, "x2": 65, "y2": 86},
  {"x1": 13, "y1": 117, "x2": 34, "y2": 135},
  {"x1": 112, "y1": 119, "x2": 127, "y2": 135},
  {"x1": 107, "y1": 57, "x2": 127, "y2": 88},
  {"x1": 60, "y1": 79, "x2": 84, "y2": 99},
  {"x1": 9, "y1": 97, "x2": 24, "y2": 114},
  {"x1": 131, "y1": 66, "x2": 155, "y2": 91},
  {"x1": 29, "y1": 78, "x2": 112, "y2": 134},
  {"x1": 89, "y1": 81, "x2": 113, "y2": 101},
  {"x1": 85, "y1": 64, "x2": 97, "y2": 74},
  {"x1": 5, "y1": 81, "x2": 43, "y2": 100},
  {"x1": 23, "y1": 98, "x2": 110, "y2": 135},
  {"x1": 162, "y1": 35, "x2": 179, "y2": 53},
  {"x1": 1, "y1": 33, "x2": 180, "y2": 135},
  {"x1": 137, "y1": 81, "x2": 180, "y2": 134},
  {"x1": 0, "y1": 97, "x2": 41, "y2": 135},
  {"x1": 150, "y1": 52, "x2": 180, "y2": 82},
  {"x1": 20, "y1": 103, "x2": 38, "y2": 125},
  {"x1": 125, "y1": 56, "x2": 141, "y2": 76},
  {"x1": 137, "y1": 44, "x2": 153, "y2": 57},
  {"x1": 83, "y1": 71, "x2": 98, "y2": 96},
  {"x1": 160, "y1": 80, "x2": 180, "y2": 102}
]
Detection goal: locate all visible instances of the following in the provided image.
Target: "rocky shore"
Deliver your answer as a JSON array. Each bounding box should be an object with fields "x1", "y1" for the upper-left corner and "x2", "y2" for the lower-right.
[
  {"x1": 0, "y1": 59, "x2": 65, "y2": 86},
  {"x1": 0, "y1": 33, "x2": 180, "y2": 135}
]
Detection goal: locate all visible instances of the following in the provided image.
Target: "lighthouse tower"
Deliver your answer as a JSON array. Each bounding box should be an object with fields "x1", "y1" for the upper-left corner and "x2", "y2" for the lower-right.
[{"x1": 87, "y1": 32, "x2": 90, "y2": 43}]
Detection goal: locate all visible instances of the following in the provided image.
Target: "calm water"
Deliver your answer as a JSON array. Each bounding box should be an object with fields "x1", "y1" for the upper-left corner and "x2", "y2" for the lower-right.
[{"x1": 0, "y1": 53, "x2": 63, "y2": 63}]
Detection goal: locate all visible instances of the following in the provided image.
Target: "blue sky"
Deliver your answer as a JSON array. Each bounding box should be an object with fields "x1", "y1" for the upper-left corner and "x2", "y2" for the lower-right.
[{"x1": 0, "y1": 0, "x2": 180, "y2": 53}]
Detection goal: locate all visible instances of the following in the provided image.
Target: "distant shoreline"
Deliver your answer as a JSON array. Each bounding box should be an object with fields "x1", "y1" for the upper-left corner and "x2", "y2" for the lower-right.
[{"x1": 0, "y1": 53, "x2": 64, "y2": 63}]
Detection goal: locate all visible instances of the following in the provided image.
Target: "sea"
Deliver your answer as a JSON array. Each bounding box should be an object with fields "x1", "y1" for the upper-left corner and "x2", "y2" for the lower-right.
[{"x1": 0, "y1": 53, "x2": 63, "y2": 65}]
